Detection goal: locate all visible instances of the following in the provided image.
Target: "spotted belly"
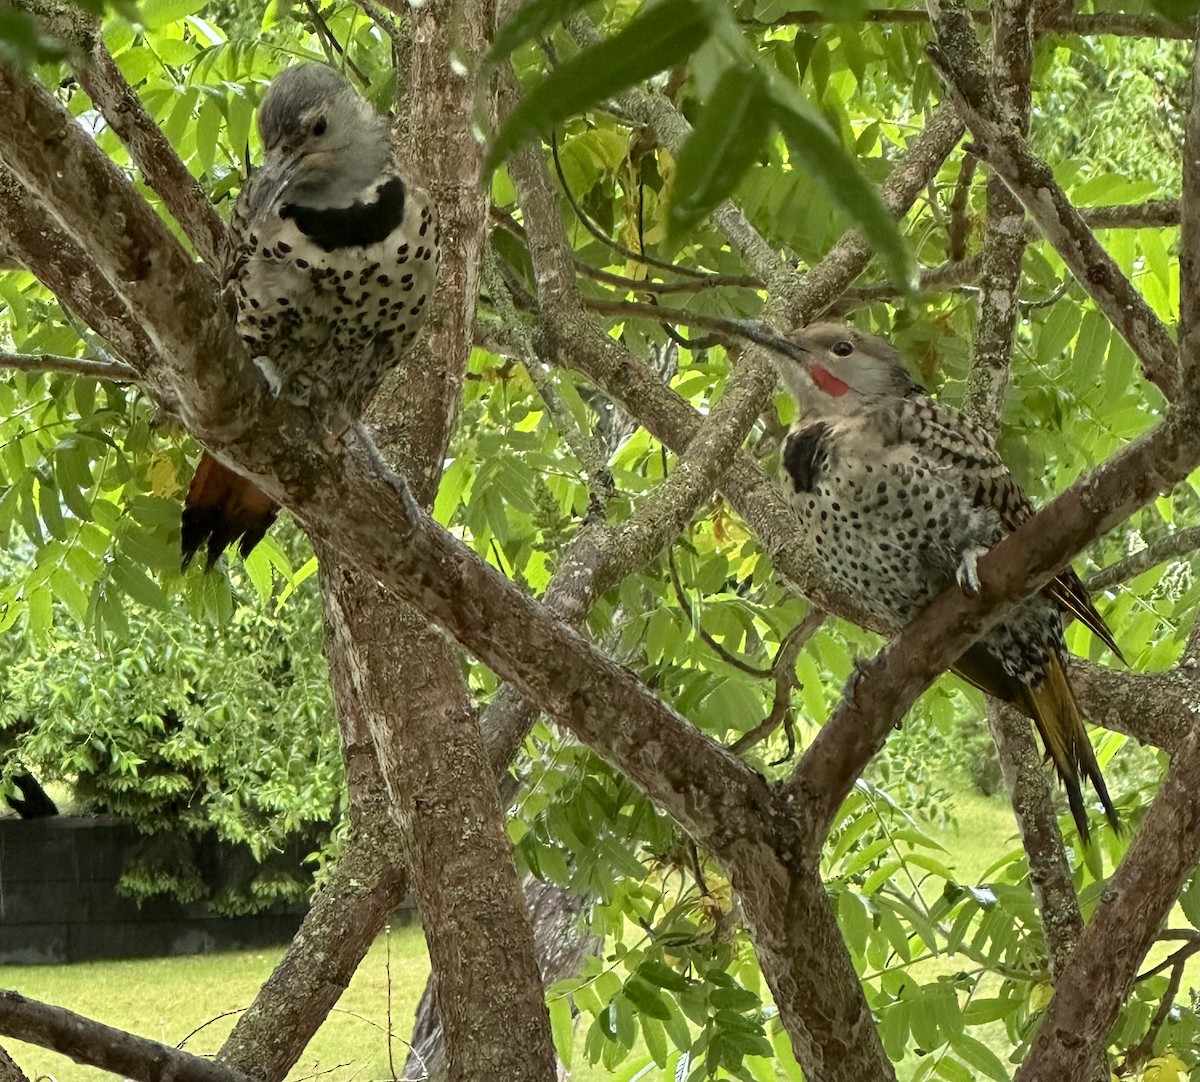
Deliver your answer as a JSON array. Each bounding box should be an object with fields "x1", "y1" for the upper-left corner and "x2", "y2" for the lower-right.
[
  {"x1": 784, "y1": 429, "x2": 1065, "y2": 684},
  {"x1": 232, "y1": 200, "x2": 439, "y2": 425}
]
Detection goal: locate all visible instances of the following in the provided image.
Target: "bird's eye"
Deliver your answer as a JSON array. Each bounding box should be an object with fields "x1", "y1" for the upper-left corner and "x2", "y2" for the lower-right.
[
  {"x1": 831, "y1": 340, "x2": 854, "y2": 357},
  {"x1": 312, "y1": 116, "x2": 328, "y2": 136}
]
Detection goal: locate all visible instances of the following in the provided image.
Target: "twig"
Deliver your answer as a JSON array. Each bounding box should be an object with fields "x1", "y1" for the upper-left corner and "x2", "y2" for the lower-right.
[
  {"x1": 550, "y1": 131, "x2": 714, "y2": 281},
  {"x1": 925, "y1": 0, "x2": 1180, "y2": 400},
  {"x1": 758, "y1": 8, "x2": 1197, "y2": 39},
  {"x1": 728, "y1": 609, "x2": 826, "y2": 759},
  {"x1": 0, "y1": 350, "x2": 137, "y2": 382},
  {"x1": 666, "y1": 539, "x2": 772, "y2": 678},
  {"x1": 584, "y1": 298, "x2": 806, "y2": 361},
  {"x1": 483, "y1": 249, "x2": 613, "y2": 501},
  {"x1": 1117, "y1": 955, "x2": 1189, "y2": 1077},
  {"x1": 947, "y1": 152, "x2": 977, "y2": 261},
  {"x1": 490, "y1": 207, "x2": 765, "y2": 293},
  {"x1": 1087, "y1": 526, "x2": 1200, "y2": 590}
]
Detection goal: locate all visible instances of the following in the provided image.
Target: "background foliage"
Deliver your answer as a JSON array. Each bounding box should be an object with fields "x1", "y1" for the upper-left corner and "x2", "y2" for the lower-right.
[{"x1": 1, "y1": 0, "x2": 1199, "y2": 1078}]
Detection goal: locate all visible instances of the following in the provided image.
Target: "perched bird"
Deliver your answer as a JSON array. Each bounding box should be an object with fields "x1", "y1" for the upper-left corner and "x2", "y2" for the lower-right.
[
  {"x1": 181, "y1": 64, "x2": 440, "y2": 568},
  {"x1": 775, "y1": 322, "x2": 1121, "y2": 840}
]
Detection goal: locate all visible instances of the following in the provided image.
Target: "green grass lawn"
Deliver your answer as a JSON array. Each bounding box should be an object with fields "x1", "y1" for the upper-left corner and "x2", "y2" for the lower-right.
[
  {"x1": 2, "y1": 787, "x2": 1196, "y2": 1081},
  {"x1": 1, "y1": 924, "x2": 429, "y2": 1081}
]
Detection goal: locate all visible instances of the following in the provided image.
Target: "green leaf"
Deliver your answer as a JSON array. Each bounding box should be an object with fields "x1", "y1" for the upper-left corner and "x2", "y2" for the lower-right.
[
  {"x1": 490, "y1": 0, "x2": 593, "y2": 62},
  {"x1": 771, "y1": 94, "x2": 913, "y2": 289},
  {"x1": 111, "y1": 560, "x2": 169, "y2": 610},
  {"x1": 952, "y1": 1032, "x2": 1010, "y2": 1082},
  {"x1": 668, "y1": 67, "x2": 773, "y2": 239},
  {"x1": 139, "y1": 0, "x2": 207, "y2": 30},
  {"x1": 641, "y1": 1013, "x2": 669, "y2": 1067},
  {"x1": 487, "y1": 0, "x2": 714, "y2": 169},
  {"x1": 623, "y1": 976, "x2": 672, "y2": 1020},
  {"x1": 640, "y1": 959, "x2": 690, "y2": 993},
  {"x1": 548, "y1": 995, "x2": 575, "y2": 1068},
  {"x1": 25, "y1": 586, "x2": 52, "y2": 639}
]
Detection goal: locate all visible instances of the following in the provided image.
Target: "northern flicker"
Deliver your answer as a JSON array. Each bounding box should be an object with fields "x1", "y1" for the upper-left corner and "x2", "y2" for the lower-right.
[
  {"x1": 776, "y1": 322, "x2": 1121, "y2": 840},
  {"x1": 181, "y1": 64, "x2": 440, "y2": 568}
]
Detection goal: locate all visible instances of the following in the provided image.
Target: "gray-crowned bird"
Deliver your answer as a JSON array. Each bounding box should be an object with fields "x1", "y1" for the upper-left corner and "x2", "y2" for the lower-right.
[
  {"x1": 182, "y1": 63, "x2": 440, "y2": 568},
  {"x1": 774, "y1": 322, "x2": 1122, "y2": 840}
]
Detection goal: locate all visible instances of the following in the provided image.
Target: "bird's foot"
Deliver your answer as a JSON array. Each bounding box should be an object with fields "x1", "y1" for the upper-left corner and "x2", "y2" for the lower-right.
[
  {"x1": 842, "y1": 655, "x2": 873, "y2": 710},
  {"x1": 253, "y1": 355, "x2": 284, "y2": 397},
  {"x1": 955, "y1": 546, "x2": 990, "y2": 597}
]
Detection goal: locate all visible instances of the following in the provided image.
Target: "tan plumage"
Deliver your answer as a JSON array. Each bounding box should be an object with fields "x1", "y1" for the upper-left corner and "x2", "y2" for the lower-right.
[
  {"x1": 776, "y1": 322, "x2": 1120, "y2": 840},
  {"x1": 181, "y1": 64, "x2": 439, "y2": 568}
]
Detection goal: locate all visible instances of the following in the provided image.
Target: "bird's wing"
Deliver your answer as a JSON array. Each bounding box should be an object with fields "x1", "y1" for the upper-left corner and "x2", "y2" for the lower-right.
[{"x1": 897, "y1": 396, "x2": 1123, "y2": 661}]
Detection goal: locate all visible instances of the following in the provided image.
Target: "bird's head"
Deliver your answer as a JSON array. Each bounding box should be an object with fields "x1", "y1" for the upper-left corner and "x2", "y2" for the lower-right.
[
  {"x1": 245, "y1": 64, "x2": 391, "y2": 218},
  {"x1": 776, "y1": 322, "x2": 921, "y2": 417}
]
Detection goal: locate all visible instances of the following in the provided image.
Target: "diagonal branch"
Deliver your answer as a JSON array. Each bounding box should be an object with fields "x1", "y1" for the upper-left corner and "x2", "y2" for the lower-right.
[
  {"x1": 0, "y1": 168, "x2": 160, "y2": 380},
  {"x1": 1013, "y1": 724, "x2": 1200, "y2": 1082},
  {"x1": 19, "y1": 0, "x2": 226, "y2": 267},
  {"x1": 0, "y1": 350, "x2": 138, "y2": 382},
  {"x1": 788, "y1": 400, "x2": 1200, "y2": 841},
  {"x1": 1179, "y1": 25, "x2": 1200, "y2": 397},
  {"x1": 762, "y1": 8, "x2": 1198, "y2": 39},
  {"x1": 0, "y1": 991, "x2": 254, "y2": 1082},
  {"x1": 925, "y1": 0, "x2": 1180, "y2": 400},
  {"x1": 1087, "y1": 526, "x2": 1200, "y2": 590}
]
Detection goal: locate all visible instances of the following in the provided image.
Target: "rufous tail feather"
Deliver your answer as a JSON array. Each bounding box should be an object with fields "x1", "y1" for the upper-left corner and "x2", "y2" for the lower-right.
[{"x1": 180, "y1": 453, "x2": 279, "y2": 570}]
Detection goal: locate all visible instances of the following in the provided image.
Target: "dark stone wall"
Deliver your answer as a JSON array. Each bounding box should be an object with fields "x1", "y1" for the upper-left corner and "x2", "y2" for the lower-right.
[{"x1": 0, "y1": 817, "x2": 308, "y2": 964}]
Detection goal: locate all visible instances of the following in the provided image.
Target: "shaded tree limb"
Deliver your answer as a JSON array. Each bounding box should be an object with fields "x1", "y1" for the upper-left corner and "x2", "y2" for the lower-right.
[
  {"x1": 17, "y1": 0, "x2": 226, "y2": 267},
  {"x1": 0, "y1": 992, "x2": 256, "y2": 1082},
  {"x1": 761, "y1": 8, "x2": 1197, "y2": 38},
  {"x1": 216, "y1": 678, "x2": 410, "y2": 1081},
  {"x1": 1013, "y1": 724, "x2": 1200, "y2": 1082},
  {"x1": 1179, "y1": 22, "x2": 1200, "y2": 398},
  {"x1": 1087, "y1": 526, "x2": 1200, "y2": 590},
  {"x1": 925, "y1": 0, "x2": 1180, "y2": 399},
  {"x1": 0, "y1": 351, "x2": 137, "y2": 382},
  {"x1": 987, "y1": 702, "x2": 1084, "y2": 976},
  {"x1": 0, "y1": 1046, "x2": 30, "y2": 1082},
  {"x1": 1116, "y1": 951, "x2": 1189, "y2": 1077},
  {"x1": 0, "y1": 168, "x2": 161, "y2": 383}
]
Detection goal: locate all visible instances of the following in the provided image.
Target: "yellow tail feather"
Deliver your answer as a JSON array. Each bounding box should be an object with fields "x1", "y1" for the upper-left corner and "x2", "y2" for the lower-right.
[{"x1": 1024, "y1": 654, "x2": 1118, "y2": 842}]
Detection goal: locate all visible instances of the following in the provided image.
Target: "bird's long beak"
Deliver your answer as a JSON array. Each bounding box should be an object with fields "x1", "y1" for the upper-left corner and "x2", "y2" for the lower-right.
[{"x1": 243, "y1": 147, "x2": 302, "y2": 221}]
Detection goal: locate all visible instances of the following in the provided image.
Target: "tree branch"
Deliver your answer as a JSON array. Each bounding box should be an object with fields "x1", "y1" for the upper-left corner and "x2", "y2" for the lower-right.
[
  {"x1": 761, "y1": 8, "x2": 1197, "y2": 39},
  {"x1": 0, "y1": 1046, "x2": 30, "y2": 1082},
  {"x1": 1087, "y1": 526, "x2": 1200, "y2": 590},
  {"x1": 18, "y1": 0, "x2": 226, "y2": 267},
  {"x1": 0, "y1": 992, "x2": 255, "y2": 1082},
  {"x1": 0, "y1": 168, "x2": 160, "y2": 382},
  {"x1": 1013, "y1": 724, "x2": 1200, "y2": 1082},
  {"x1": 1179, "y1": 25, "x2": 1200, "y2": 397},
  {"x1": 925, "y1": 0, "x2": 1180, "y2": 400},
  {"x1": 0, "y1": 350, "x2": 138, "y2": 382}
]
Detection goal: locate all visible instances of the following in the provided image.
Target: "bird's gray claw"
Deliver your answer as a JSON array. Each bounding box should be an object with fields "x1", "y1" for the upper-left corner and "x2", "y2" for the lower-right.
[
  {"x1": 956, "y1": 546, "x2": 988, "y2": 597},
  {"x1": 252, "y1": 355, "x2": 283, "y2": 396}
]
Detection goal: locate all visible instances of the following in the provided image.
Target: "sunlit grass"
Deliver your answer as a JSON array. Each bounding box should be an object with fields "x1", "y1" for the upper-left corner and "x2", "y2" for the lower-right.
[{"x1": 0, "y1": 922, "x2": 428, "y2": 1082}]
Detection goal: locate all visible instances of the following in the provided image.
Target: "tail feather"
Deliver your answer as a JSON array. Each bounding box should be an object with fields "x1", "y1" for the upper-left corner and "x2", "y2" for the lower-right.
[
  {"x1": 1021, "y1": 653, "x2": 1118, "y2": 842},
  {"x1": 181, "y1": 453, "x2": 279, "y2": 569}
]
